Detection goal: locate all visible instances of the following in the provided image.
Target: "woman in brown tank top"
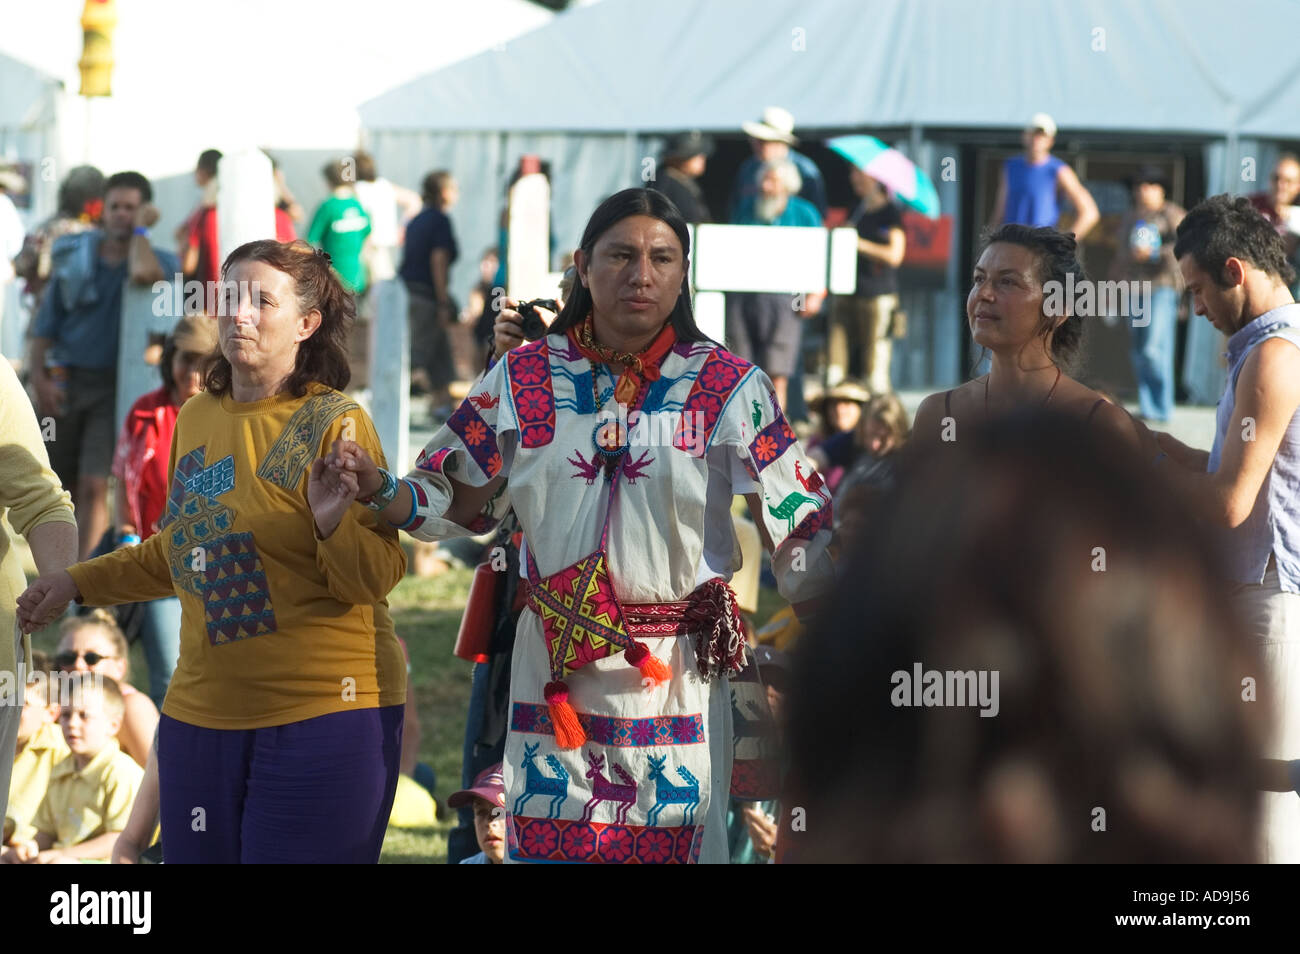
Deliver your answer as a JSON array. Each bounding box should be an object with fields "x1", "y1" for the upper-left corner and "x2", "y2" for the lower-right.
[{"x1": 912, "y1": 224, "x2": 1149, "y2": 458}]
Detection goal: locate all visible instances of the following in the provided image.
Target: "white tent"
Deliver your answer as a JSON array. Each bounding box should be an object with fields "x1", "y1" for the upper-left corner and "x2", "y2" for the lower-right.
[
  {"x1": 361, "y1": 0, "x2": 1300, "y2": 395},
  {"x1": 362, "y1": 0, "x2": 1300, "y2": 137}
]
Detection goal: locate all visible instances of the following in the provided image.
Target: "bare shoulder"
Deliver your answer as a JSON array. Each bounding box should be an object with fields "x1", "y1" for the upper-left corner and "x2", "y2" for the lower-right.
[
  {"x1": 124, "y1": 691, "x2": 159, "y2": 718},
  {"x1": 1244, "y1": 334, "x2": 1300, "y2": 384},
  {"x1": 1066, "y1": 382, "x2": 1145, "y2": 455},
  {"x1": 914, "y1": 380, "x2": 980, "y2": 442}
]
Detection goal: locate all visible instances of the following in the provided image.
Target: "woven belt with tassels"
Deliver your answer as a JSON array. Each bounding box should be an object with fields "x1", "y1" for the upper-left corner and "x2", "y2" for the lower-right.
[{"x1": 523, "y1": 577, "x2": 749, "y2": 683}]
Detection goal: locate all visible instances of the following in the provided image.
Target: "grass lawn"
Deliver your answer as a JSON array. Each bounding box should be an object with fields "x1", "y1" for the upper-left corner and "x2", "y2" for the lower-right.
[{"x1": 379, "y1": 566, "x2": 477, "y2": 864}]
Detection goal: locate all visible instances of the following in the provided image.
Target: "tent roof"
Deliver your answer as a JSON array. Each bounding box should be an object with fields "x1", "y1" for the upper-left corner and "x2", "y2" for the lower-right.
[
  {"x1": 360, "y1": 0, "x2": 1300, "y2": 138},
  {"x1": 0, "y1": 50, "x2": 62, "y2": 128}
]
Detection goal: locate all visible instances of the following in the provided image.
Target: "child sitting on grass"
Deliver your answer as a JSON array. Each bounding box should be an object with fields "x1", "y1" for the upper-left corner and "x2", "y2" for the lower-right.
[
  {"x1": 1, "y1": 674, "x2": 143, "y2": 863},
  {"x1": 4, "y1": 652, "x2": 69, "y2": 846},
  {"x1": 448, "y1": 764, "x2": 505, "y2": 864},
  {"x1": 55, "y1": 611, "x2": 157, "y2": 767}
]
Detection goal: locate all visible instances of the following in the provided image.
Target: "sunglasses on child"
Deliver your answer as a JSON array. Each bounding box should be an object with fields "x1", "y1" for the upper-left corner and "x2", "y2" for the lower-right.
[{"x1": 55, "y1": 650, "x2": 116, "y2": 668}]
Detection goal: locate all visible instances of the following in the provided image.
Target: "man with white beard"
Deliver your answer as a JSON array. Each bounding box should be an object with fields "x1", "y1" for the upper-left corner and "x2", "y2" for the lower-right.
[{"x1": 726, "y1": 158, "x2": 824, "y2": 410}]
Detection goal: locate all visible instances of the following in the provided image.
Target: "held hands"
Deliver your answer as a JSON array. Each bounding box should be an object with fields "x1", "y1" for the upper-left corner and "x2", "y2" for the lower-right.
[
  {"x1": 16, "y1": 570, "x2": 79, "y2": 634},
  {"x1": 310, "y1": 439, "x2": 382, "y2": 537}
]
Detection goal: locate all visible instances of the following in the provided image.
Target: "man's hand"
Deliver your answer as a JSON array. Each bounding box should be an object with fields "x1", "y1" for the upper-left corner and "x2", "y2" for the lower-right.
[
  {"x1": 800, "y1": 291, "x2": 826, "y2": 318},
  {"x1": 17, "y1": 570, "x2": 80, "y2": 633},
  {"x1": 134, "y1": 203, "x2": 161, "y2": 230},
  {"x1": 1, "y1": 840, "x2": 40, "y2": 863},
  {"x1": 33, "y1": 371, "x2": 65, "y2": 418},
  {"x1": 742, "y1": 804, "x2": 777, "y2": 857},
  {"x1": 492, "y1": 298, "x2": 525, "y2": 359}
]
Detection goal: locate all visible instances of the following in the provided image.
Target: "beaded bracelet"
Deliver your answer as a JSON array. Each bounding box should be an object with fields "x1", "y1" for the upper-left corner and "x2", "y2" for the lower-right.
[{"x1": 359, "y1": 468, "x2": 400, "y2": 511}]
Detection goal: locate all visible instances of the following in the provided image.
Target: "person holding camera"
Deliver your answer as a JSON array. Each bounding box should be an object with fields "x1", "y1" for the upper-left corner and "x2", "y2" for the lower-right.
[{"x1": 318, "y1": 189, "x2": 836, "y2": 864}]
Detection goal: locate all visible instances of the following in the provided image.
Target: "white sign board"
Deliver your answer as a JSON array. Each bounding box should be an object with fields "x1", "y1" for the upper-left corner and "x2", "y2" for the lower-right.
[
  {"x1": 691, "y1": 225, "x2": 859, "y2": 295},
  {"x1": 217, "y1": 149, "x2": 276, "y2": 265},
  {"x1": 507, "y1": 173, "x2": 551, "y2": 301}
]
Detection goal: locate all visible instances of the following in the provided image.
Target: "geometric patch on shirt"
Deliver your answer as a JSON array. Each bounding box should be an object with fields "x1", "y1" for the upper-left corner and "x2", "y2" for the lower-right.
[
  {"x1": 198, "y1": 531, "x2": 277, "y2": 645},
  {"x1": 257, "y1": 389, "x2": 361, "y2": 491},
  {"x1": 166, "y1": 490, "x2": 239, "y2": 597},
  {"x1": 160, "y1": 446, "x2": 233, "y2": 529}
]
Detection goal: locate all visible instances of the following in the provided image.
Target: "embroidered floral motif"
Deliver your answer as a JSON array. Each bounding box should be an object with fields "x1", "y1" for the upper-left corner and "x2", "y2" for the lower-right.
[
  {"x1": 509, "y1": 816, "x2": 700, "y2": 864},
  {"x1": 507, "y1": 342, "x2": 556, "y2": 448},
  {"x1": 748, "y1": 412, "x2": 798, "y2": 472},
  {"x1": 447, "y1": 400, "x2": 501, "y2": 478},
  {"x1": 672, "y1": 348, "x2": 752, "y2": 457}
]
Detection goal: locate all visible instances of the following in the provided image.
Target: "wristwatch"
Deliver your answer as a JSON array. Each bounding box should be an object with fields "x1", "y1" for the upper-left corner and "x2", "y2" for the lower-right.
[{"x1": 358, "y1": 468, "x2": 400, "y2": 511}]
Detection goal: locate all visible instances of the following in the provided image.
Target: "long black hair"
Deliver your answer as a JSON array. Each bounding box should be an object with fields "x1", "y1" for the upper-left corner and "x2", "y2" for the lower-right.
[{"x1": 548, "y1": 188, "x2": 711, "y2": 344}]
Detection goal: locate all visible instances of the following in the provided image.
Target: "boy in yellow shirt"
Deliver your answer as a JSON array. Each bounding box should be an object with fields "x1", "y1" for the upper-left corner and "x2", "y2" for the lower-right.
[
  {"x1": 1, "y1": 673, "x2": 142, "y2": 863},
  {"x1": 3, "y1": 652, "x2": 70, "y2": 845}
]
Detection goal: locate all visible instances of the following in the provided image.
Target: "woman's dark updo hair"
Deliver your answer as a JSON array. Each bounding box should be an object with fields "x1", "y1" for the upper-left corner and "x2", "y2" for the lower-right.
[
  {"x1": 205, "y1": 239, "x2": 353, "y2": 398},
  {"x1": 547, "y1": 188, "x2": 712, "y2": 345},
  {"x1": 978, "y1": 224, "x2": 1086, "y2": 369}
]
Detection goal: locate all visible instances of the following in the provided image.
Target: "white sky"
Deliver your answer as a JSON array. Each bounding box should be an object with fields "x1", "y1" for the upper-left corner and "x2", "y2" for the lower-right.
[{"x1": 0, "y1": 0, "x2": 558, "y2": 178}]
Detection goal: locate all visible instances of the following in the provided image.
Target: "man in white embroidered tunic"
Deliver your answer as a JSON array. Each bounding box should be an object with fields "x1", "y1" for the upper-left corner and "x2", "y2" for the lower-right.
[{"x1": 320, "y1": 189, "x2": 836, "y2": 863}]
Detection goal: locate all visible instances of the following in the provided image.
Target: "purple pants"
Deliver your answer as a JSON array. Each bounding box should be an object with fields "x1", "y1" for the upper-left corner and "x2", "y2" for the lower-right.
[{"x1": 157, "y1": 705, "x2": 404, "y2": 863}]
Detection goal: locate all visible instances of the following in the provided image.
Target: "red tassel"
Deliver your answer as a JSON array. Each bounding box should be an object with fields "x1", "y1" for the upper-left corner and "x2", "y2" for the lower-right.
[
  {"x1": 544, "y1": 680, "x2": 586, "y2": 749},
  {"x1": 625, "y1": 641, "x2": 671, "y2": 686}
]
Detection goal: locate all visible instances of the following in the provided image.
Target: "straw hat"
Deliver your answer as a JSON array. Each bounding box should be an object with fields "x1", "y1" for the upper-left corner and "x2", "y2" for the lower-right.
[{"x1": 742, "y1": 106, "x2": 799, "y2": 145}]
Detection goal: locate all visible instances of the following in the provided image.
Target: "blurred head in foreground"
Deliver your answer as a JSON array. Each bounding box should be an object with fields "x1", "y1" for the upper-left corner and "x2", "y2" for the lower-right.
[{"x1": 787, "y1": 411, "x2": 1267, "y2": 862}]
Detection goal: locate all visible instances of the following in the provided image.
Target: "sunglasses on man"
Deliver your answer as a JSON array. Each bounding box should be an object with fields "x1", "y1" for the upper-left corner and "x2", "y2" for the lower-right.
[{"x1": 55, "y1": 649, "x2": 116, "y2": 668}]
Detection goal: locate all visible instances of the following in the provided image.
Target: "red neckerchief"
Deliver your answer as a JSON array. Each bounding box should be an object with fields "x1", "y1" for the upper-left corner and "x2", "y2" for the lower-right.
[{"x1": 569, "y1": 312, "x2": 677, "y2": 405}]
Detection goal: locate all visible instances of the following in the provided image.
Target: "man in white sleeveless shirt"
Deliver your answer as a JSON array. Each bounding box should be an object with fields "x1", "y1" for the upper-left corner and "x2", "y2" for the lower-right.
[{"x1": 1154, "y1": 194, "x2": 1300, "y2": 862}]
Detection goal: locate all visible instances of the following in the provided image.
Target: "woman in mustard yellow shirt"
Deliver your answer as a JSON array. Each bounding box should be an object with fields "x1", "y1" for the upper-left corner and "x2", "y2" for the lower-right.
[{"x1": 19, "y1": 240, "x2": 407, "y2": 863}]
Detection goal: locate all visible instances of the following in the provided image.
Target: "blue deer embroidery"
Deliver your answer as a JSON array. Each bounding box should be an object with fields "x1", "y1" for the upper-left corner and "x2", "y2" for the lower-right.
[
  {"x1": 646, "y1": 754, "x2": 700, "y2": 826},
  {"x1": 513, "y1": 742, "x2": 569, "y2": 819}
]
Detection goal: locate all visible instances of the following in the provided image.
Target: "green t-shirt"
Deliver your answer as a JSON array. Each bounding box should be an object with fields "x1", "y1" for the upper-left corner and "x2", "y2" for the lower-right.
[{"x1": 308, "y1": 195, "x2": 372, "y2": 293}]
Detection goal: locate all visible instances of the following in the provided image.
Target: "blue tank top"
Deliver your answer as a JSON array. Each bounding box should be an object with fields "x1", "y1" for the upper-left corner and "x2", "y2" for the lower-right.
[
  {"x1": 1208, "y1": 303, "x2": 1300, "y2": 592},
  {"x1": 1003, "y1": 155, "x2": 1065, "y2": 228}
]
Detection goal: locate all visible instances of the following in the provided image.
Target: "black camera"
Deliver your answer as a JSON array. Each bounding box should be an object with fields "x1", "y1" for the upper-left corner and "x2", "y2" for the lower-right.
[{"x1": 515, "y1": 298, "x2": 559, "y2": 341}]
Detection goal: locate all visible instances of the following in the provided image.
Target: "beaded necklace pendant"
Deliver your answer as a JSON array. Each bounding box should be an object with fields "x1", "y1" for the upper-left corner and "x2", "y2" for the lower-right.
[{"x1": 590, "y1": 363, "x2": 636, "y2": 481}]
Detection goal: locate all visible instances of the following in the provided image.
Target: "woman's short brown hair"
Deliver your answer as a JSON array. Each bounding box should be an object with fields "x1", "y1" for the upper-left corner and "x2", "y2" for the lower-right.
[{"x1": 205, "y1": 240, "x2": 353, "y2": 398}]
